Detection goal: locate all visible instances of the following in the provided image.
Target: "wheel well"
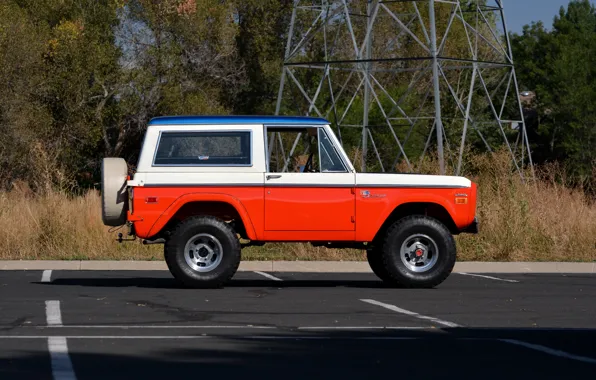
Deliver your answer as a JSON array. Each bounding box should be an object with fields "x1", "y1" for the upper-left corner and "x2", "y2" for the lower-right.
[
  {"x1": 161, "y1": 201, "x2": 248, "y2": 239},
  {"x1": 372, "y1": 202, "x2": 458, "y2": 244}
]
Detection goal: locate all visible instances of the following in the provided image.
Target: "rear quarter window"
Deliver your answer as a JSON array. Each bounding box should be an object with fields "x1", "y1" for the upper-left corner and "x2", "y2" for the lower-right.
[{"x1": 153, "y1": 131, "x2": 252, "y2": 166}]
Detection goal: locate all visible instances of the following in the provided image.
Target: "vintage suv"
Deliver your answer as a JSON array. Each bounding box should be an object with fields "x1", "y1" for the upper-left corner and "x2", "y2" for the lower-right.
[{"x1": 101, "y1": 115, "x2": 478, "y2": 288}]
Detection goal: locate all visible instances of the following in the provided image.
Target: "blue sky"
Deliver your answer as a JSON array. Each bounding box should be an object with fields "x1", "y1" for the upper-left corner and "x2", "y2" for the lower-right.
[{"x1": 505, "y1": 0, "x2": 595, "y2": 33}]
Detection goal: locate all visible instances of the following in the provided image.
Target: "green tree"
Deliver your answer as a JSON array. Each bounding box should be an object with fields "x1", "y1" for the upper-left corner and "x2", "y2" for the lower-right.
[
  {"x1": 0, "y1": 0, "x2": 124, "y2": 190},
  {"x1": 232, "y1": 0, "x2": 294, "y2": 114},
  {"x1": 511, "y1": 0, "x2": 596, "y2": 184},
  {"x1": 106, "y1": 0, "x2": 246, "y2": 166}
]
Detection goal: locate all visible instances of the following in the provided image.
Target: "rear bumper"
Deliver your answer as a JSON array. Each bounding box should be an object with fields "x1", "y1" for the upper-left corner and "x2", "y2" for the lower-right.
[{"x1": 461, "y1": 217, "x2": 479, "y2": 234}]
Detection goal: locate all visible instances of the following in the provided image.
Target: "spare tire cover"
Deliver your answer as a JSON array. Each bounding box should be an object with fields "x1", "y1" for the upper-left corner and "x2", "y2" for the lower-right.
[{"x1": 101, "y1": 157, "x2": 129, "y2": 226}]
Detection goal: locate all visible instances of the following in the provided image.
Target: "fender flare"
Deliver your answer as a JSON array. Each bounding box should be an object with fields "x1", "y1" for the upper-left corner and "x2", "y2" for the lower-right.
[
  {"x1": 367, "y1": 195, "x2": 461, "y2": 242},
  {"x1": 398, "y1": 196, "x2": 458, "y2": 223},
  {"x1": 147, "y1": 192, "x2": 258, "y2": 240}
]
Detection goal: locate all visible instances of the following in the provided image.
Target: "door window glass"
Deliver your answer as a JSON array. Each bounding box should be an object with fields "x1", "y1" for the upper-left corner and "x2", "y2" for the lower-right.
[
  {"x1": 318, "y1": 128, "x2": 347, "y2": 172},
  {"x1": 266, "y1": 126, "x2": 347, "y2": 173}
]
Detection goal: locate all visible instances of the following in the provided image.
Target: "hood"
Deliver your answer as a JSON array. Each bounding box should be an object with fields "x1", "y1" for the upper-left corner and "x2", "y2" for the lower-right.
[{"x1": 356, "y1": 173, "x2": 472, "y2": 188}]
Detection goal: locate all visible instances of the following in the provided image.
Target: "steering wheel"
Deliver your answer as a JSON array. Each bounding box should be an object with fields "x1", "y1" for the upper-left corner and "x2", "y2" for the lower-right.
[{"x1": 303, "y1": 152, "x2": 316, "y2": 172}]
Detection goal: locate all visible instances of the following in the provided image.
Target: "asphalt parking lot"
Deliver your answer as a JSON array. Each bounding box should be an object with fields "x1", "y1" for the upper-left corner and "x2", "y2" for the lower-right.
[{"x1": 0, "y1": 269, "x2": 595, "y2": 379}]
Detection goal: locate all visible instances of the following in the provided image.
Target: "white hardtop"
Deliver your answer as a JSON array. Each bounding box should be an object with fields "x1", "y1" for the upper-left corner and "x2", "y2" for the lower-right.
[{"x1": 128, "y1": 121, "x2": 470, "y2": 189}]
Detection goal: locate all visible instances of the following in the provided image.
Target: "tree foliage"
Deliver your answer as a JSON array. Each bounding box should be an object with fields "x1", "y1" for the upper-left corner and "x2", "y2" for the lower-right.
[
  {"x1": 511, "y1": 0, "x2": 596, "y2": 184},
  {"x1": 0, "y1": 0, "x2": 593, "y2": 192}
]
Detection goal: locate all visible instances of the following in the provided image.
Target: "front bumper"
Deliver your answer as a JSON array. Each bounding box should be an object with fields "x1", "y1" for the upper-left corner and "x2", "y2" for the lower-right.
[{"x1": 462, "y1": 217, "x2": 479, "y2": 234}]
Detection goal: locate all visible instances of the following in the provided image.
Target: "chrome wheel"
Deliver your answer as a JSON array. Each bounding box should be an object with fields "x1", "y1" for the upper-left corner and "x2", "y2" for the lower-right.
[
  {"x1": 184, "y1": 233, "x2": 223, "y2": 272},
  {"x1": 399, "y1": 233, "x2": 439, "y2": 273}
]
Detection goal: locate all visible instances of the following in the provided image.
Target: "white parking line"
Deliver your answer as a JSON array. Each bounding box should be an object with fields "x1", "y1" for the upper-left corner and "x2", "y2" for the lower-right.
[
  {"x1": 458, "y1": 272, "x2": 519, "y2": 283},
  {"x1": 45, "y1": 325, "x2": 277, "y2": 329},
  {"x1": 360, "y1": 299, "x2": 460, "y2": 328},
  {"x1": 501, "y1": 339, "x2": 596, "y2": 365},
  {"x1": 7, "y1": 335, "x2": 211, "y2": 339},
  {"x1": 297, "y1": 326, "x2": 429, "y2": 330},
  {"x1": 48, "y1": 337, "x2": 77, "y2": 380},
  {"x1": 243, "y1": 336, "x2": 417, "y2": 340},
  {"x1": 41, "y1": 270, "x2": 52, "y2": 283},
  {"x1": 0, "y1": 335, "x2": 416, "y2": 340},
  {"x1": 5, "y1": 325, "x2": 584, "y2": 332},
  {"x1": 7, "y1": 324, "x2": 432, "y2": 332},
  {"x1": 254, "y1": 271, "x2": 283, "y2": 281},
  {"x1": 45, "y1": 300, "x2": 63, "y2": 326}
]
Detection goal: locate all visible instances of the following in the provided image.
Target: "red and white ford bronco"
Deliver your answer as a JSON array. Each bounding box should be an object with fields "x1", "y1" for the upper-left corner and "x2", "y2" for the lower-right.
[{"x1": 101, "y1": 116, "x2": 478, "y2": 288}]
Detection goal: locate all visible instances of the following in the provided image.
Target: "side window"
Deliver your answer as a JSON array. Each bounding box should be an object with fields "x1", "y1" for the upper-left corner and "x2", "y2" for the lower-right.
[
  {"x1": 266, "y1": 126, "x2": 346, "y2": 173},
  {"x1": 153, "y1": 131, "x2": 251, "y2": 166},
  {"x1": 267, "y1": 128, "x2": 317, "y2": 173},
  {"x1": 318, "y1": 128, "x2": 347, "y2": 172}
]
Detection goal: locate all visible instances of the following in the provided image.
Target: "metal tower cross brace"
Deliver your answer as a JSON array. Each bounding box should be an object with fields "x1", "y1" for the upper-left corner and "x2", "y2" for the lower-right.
[{"x1": 274, "y1": 0, "x2": 534, "y2": 179}]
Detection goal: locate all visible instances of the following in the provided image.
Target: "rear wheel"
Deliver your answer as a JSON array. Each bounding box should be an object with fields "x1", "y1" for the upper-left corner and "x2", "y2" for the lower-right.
[
  {"x1": 164, "y1": 216, "x2": 241, "y2": 288},
  {"x1": 379, "y1": 215, "x2": 456, "y2": 288}
]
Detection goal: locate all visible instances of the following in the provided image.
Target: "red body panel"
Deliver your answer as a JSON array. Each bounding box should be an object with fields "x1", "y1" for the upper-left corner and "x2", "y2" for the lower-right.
[
  {"x1": 265, "y1": 187, "x2": 355, "y2": 231},
  {"x1": 129, "y1": 184, "x2": 476, "y2": 242}
]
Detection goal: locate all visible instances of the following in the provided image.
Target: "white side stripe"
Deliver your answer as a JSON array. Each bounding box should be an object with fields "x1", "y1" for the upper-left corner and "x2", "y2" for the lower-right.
[
  {"x1": 458, "y1": 272, "x2": 519, "y2": 283},
  {"x1": 254, "y1": 271, "x2": 283, "y2": 281},
  {"x1": 501, "y1": 339, "x2": 596, "y2": 364},
  {"x1": 360, "y1": 299, "x2": 460, "y2": 328},
  {"x1": 46, "y1": 300, "x2": 63, "y2": 326},
  {"x1": 48, "y1": 337, "x2": 77, "y2": 380}
]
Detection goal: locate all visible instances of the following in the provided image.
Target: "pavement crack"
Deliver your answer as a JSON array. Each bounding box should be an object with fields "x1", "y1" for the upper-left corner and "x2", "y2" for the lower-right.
[
  {"x1": 0, "y1": 317, "x2": 31, "y2": 332},
  {"x1": 127, "y1": 300, "x2": 213, "y2": 322}
]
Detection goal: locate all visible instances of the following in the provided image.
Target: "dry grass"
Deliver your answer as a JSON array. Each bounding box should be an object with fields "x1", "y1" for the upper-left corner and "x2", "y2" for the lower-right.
[
  {"x1": 0, "y1": 151, "x2": 594, "y2": 262},
  {"x1": 0, "y1": 184, "x2": 162, "y2": 261},
  {"x1": 454, "y1": 153, "x2": 596, "y2": 262}
]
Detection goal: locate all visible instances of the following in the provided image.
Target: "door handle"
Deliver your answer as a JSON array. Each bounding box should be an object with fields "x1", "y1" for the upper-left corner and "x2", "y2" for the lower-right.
[{"x1": 266, "y1": 174, "x2": 282, "y2": 180}]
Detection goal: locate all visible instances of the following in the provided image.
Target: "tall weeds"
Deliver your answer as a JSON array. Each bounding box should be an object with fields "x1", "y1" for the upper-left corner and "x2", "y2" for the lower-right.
[
  {"x1": 0, "y1": 151, "x2": 594, "y2": 262},
  {"x1": 455, "y1": 151, "x2": 595, "y2": 262}
]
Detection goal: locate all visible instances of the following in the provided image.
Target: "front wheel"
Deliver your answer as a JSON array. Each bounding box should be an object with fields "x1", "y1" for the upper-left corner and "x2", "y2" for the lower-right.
[
  {"x1": 164, "y1": 216, "x2": 241, "y2": 288},
  {"x1": 380, "y1": 215, "x2": 456, "y2": 288},
  {"x1": 366, "y1": 248, "x2": 393, "y2": 283}
]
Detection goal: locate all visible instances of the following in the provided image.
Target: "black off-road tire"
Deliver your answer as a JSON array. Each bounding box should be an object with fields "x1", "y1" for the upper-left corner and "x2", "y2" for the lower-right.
[
  {"x1": 379, "y1": 215, "x2": 456, "y2": 288},
  {"x1": 164, "y1": 216, "x2": 241, "y2": 288},
  {"x1": 366, "y1": 248, "x2": 394, "y2": 283}
]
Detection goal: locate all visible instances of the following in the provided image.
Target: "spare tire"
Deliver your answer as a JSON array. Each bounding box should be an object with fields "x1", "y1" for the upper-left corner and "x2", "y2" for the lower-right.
[{"x1": 101, "y1": 157, "x2": 129, "y2": 226}]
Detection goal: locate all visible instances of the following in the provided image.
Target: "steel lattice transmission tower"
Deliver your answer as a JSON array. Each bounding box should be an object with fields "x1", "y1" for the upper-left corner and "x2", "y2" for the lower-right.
[{"x1": 273, "y1": 0, "x2": 534, "y2": 178}]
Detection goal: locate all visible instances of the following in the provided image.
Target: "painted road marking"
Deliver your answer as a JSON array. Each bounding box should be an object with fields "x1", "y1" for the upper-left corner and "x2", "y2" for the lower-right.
[
  {"x1": 297, "y1": 326, "x2": 430, "y2": 330},
  {"x1": 458, "y1": 272, "x2": 519, "y2": 283},
  {"x1": 0, "y1": 335, "x2": 417, "y2": 340},
  {"x1": 501, "y1": 339, "x2": 596, "y2": 365},
  {"x1": 6, "y1": 336, "x2": 211, "y2": 339},
  {"x1": 254, "y1": 271, "x2": 283, "y2": 281},
  {"x1": 8, "y1": 325, "x2": 591, "y2": 332},
  {"x1": 48, "y1": 337, "x2": 77, "y2": 380},
  {"x1": 360, "y1": 299, "x2": 460, "y2": 328},
  {"x1": 17, "y1": 324, "x2": 431, "y2": 331},
  {"x1": 45, "y1": 325, "x2": 277, "y2": 329},
  {"x1": 1, "y1": 336, "x2": 596, "y2": 356},
  {"x1": 41, "y1": 270, "x2": 52, "y2": 283},
  {"x1": 45, "y1": 300, "x2": 63, "y2": 326},
  {"x1": 241, "y1": 336, "x2": 417, "y2": 340}
]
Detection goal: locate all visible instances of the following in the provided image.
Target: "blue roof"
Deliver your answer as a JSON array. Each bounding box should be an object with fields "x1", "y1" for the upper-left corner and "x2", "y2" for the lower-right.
[{"x1": 148, "y1": 115, "x2": 330, "y2": 126}]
